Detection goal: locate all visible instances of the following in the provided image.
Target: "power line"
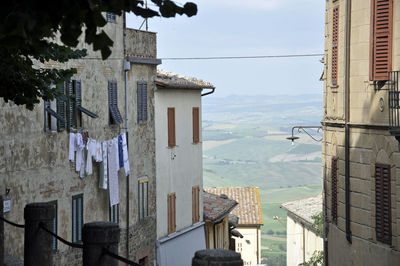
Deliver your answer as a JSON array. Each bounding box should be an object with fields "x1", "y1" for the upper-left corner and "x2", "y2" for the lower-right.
[{"x1": 160, "y1": 53, "x2": 324, "y2": 61}]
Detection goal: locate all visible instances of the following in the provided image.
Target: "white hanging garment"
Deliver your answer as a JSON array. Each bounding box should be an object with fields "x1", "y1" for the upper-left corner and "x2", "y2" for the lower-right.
[
  {"x1": 121, "y1": 132, "x2": 130, "y2": 176},
  {"x1": 75, "y1": 133, "x2": 84, "y2": 172},
  {"x1": 69, "y1": 133, "x2": 76, "y2": 162},
  {"x1": 108, "y1": 138, "x2": 119, "y2": 206},
  {"x1": 99, "y1": 141, "x2": 108, "y2": 189}
]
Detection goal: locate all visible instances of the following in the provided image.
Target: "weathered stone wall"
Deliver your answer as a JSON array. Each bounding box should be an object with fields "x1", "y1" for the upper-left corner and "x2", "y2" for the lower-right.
[
  {"x1": 0, "y1": 16, "x2": 158, "y2": 264},
  {"x1": 322, "y1": 0, "x2": 400, "y2": 265},
  {"x1": 125, "y1": 28, "x2": 157, "y2": 58}
]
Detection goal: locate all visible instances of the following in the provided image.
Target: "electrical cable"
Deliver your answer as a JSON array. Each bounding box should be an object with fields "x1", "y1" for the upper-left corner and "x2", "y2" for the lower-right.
[{"x1": 160, "y1": 53, "x2": 324, "y2": 60}]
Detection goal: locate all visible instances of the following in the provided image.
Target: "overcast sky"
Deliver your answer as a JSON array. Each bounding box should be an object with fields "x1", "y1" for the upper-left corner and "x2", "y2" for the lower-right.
[{"x1": 126, "y1": 0, "x2": 325, "y2": 97}]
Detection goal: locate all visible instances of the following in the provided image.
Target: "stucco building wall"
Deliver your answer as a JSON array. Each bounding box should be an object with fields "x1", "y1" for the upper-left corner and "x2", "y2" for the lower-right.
[
  {"x1": 286, "y1": 216, "x2": 323, "y2": 266},
  {"x1": 323, "y1": 0, "x2": 400, "y2": 265},
  {"x1": 234, "y1": 226, "x2": 261, "y2": 266},
  {"x1": 155, "y1": 88, "x2": 203, "y2": 239}
]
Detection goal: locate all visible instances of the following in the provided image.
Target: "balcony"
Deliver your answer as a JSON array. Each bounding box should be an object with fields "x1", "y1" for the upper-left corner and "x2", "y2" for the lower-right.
[{"x1": 388, "y1": 71, "x2": 400, "y2": 138}]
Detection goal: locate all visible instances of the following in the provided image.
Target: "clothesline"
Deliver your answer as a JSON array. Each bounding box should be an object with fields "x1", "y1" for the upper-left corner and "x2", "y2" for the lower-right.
[{"x1": 69, "y1": 132, "x2": 130, "y2": 207}]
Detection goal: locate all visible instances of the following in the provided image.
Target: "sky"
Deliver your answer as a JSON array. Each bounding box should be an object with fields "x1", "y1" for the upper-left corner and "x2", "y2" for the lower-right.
[{"x1": 126, "y1": 0, "x2": 325, "y2": 97}]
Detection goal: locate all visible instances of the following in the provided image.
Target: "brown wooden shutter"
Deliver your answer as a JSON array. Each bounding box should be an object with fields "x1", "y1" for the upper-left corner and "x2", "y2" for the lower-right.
[
  {"x1": 192, "y1": 186, "x2": 200, "y2": 224},
  {"x1": 331, "y1": 157, "x2": 338, "y2": 224},
  {"x1": 193, "y1": 107, "x2": 200, "y2": 143},
  {"x1": 375, "y1": 163, "x2": 392, "y2": 245},
  {"x1": 331, "y1": 6, "x2": 339, "y2": 85},
  {"x1": 370, "y1": 0, "x2": 393, "y2": 81},
  {"x1": 168, "y1": 108, "x2": 176, "y2": 147},
  {"x1": 168, "y1": 193, "x2": 176, "y2": 234}
]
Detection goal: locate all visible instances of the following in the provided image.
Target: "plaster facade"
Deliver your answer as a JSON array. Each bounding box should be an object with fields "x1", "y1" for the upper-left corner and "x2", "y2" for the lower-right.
[
  {"x1": 233, "y1": 226, "x2": 261, "y2": 266},
  {"x1": 154, "y1": 88, "x2": 204, "y2": 239},
  {"x1": 0, "y1": 15, "x2": 158, "y2": 264},
  {"x1": 286, "y1": 215, "x2": 323, "y2": 266},
  {"x1": 323, "y1": 0, "x2": 400, "y2": 264}
]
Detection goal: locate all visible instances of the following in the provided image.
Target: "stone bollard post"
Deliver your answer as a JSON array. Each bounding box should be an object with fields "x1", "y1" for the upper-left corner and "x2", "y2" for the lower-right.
[
  {"x1": 0, "y1": 195, "x2": 4, "y2": 266},
  {"x1": 24, "y1": 203, "x2": 55, "y2": 266},
  {"x1": 192, "y1": 249, "x2": 243, "y2": 266},
  {"x1": 82, "y1": 222, "x2": 120, "y2": 266}
]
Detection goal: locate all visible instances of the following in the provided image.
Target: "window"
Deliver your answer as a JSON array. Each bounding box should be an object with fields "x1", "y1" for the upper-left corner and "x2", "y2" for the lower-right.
[
  {"x1": 106, "y1": 12, "x2": 116, "y2": 23},
  {"x1": 137, "y1": 82, "x2": 148, "y2": 123},
  {"x1": 331, "y1": 6, "x2": 339, "y2": 85},
  {"x1": 110, "y1": 203, "x2": 119, "y2": 224},
  {"x1": 108, "y1": 81, "x2": 123, "y2": 124},
  {"x1": 192, "y1": 186, "x2": 200, "y2": 224},
  {"x1": 375, "y1": 163, "x2": 392, "y2": 245},
  {"x1": 331, "y1": 157, "x2": 338, "y2": 223},
  {"x1": 72, "y1": 194, "x2": 83, "y2": 243},
  {"x1": 192, "y1": 107, "x2": 200, "y2": 143},
  {"x1": 48, "y1": 200, "x2": 57, "y2": 251},
  {"x1": 370, "y1": 0, "x2": 393, "y2": 81},
  {"x1": 167, "y1": 193, "x2": 176, "y2": 234},
  {"x1": 44, "y1": 83, "x2": 66, "y2": 132},
  {"x1": 168, "y1": 108, "x2": 176, "y2": 147},
  {"x1": 138, "y1": 178, "x2": 149, "y2": 220},
  {"x1": 45, "y1": 80, "x2": 97, "y2": 132}
]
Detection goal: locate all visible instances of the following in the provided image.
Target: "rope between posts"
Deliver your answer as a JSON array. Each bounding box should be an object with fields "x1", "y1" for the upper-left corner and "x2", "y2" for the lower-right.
[
  {"x1": 103, "y1": 248, "x2": 140, "y2": 266},
  {"x1": 39, "y1": 222, "x2": 84, "y2": 249},
  {"x1": 0, "y1": 216, "x2": 25, "y2": 228}
]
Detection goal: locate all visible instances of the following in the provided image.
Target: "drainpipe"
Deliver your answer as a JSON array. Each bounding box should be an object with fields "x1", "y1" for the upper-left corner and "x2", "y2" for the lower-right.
[
  {"x1": 123, "y1": 12, "x2": 131, "y2": 258},
  {"x1": 344, "y1": 0, "x2": 352, "y2": 244},
  {"x1": 201, "y1": 88, "x2": 215, "y2": 97}
]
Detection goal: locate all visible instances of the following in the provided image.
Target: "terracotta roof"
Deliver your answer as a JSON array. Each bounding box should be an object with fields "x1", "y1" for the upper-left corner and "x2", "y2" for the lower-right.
[
  {"x1": 155, "y1": 69, "x2": 215, "y2": 90},
  {"x1": 204, "y1": 187, "x2": 263, "y2": 225},
  {"x1": 281, "y1": 194, "x2": 322, "y2": 225},
  {"x1": 203, "y1": 191, "x2": 238, "y2": 223}
]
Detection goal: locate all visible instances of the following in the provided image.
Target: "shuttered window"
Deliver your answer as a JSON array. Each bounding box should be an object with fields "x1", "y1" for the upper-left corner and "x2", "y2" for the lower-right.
[
  {"x1": 109, "y1": 203, "x2": 119, "y2": 224},
  {"x1": 331, "y1": 157, "x2": 338, "y2": 224},
  {"x1": 108, "y1": 81, "x2": 123, "y2": 124},
  {"x1": 56, "y1": 83, "x2": 66, "y2": 131},
  {"x1": 375, "y1": 163, "x2": 392, "y2": 245},
  {"x1": 168, "y1": 108, "x2": 176, "y2": 147},
  {"x1": 370, "y1": 0, "x2": 393, "y2": 81},
  {"x1": 137, "y1": 82, "x2": 148, "y2": 123},
  {"x1": 72, "y1": 194, "x2": 83, "y2": 243},
  {"x1": 192, "y1": 186, "x2": 200, "y2": 224},
  {"x1": 193, "y1": 107, "x2": 200, "y2": 144},
  {"x1": 331, "y1": 6, "x2": 339, "y2": 85},
  {"x1": 106, "y1": 12, "x2": 116, "y2": 23},
  {"x1": 139, "y1": 178, "x2": 149, "y2": 220},
  {"x1": 167, "y1": 193, "x2": 176, "y2": 234}
]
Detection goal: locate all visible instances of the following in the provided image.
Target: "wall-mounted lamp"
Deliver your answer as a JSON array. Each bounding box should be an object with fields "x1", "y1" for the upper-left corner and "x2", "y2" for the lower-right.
[{"x1": 286, "y1": 126, "x2": 323, "y2": 145}]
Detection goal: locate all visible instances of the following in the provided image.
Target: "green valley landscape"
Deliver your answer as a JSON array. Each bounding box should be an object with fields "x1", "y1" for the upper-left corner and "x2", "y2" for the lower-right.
[{"x1": 202, "y1": 94, "x2": 323, "y2": 265}]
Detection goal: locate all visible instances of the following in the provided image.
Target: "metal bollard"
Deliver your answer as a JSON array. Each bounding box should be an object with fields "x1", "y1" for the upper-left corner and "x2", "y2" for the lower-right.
[
  {"x1": 82, "y1": 222, "x2": 120, "y2": 266},
  {"x1": 24, "y1": 203, "x2": 55, "y2": 266},
  {"x1": 192, "y1": 249, "x2": 243, "y2": 266}
]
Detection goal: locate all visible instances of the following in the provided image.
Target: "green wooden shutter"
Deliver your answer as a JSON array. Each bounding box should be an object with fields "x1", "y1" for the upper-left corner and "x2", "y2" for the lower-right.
[
  {"x1": 56, "y1": 83, "x2": 66, "y2": 131},
  {"x1": 66, "y1": 80, "x2": 73, "y2": 131}
]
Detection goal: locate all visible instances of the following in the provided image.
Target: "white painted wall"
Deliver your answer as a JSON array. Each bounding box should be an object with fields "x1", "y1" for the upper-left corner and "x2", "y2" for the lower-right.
[
  {"x1": 286, "y1": 216, "x2": 323, "y2": 266},
  {"x1": 155, "y1": 88, "x2": 203, "y2": 239},
  {"x1": 235, "y1": 227, "x2": 261, "y2": 266}
]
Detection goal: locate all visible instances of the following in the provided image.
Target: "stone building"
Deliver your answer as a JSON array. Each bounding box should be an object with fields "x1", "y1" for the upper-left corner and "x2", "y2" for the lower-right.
[
  {"x1": 0, "y1": 14, "x2": 160, "y2": 265},
  {"x1": 322, "y1": 0, "x2": 400, "y2": 264},
  {"x1": 281, "y1": 194, "x2": 323, "y2": 266},
  {"x1": 204, "y1": 187, "x2": 263, "y2": 266}
]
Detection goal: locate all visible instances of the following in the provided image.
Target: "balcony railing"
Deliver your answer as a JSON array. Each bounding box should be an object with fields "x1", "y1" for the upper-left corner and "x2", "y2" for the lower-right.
[{"x1": 389, "y1": 71, "x2": 400, "y2": 136}]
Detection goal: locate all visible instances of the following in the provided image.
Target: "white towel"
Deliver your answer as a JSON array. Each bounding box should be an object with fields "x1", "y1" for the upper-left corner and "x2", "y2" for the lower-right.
[
  {"x1": 69, "y1": 133, "x2": 76, "y2": 162},
  {"x1": 121, "y1": 132, "x2": 130, "y2": 176},
  {"x1": 99, "y1": 141, "x2": 108, "y2": 189},
  {"x1": 108, "y1": 138, "x2": 119, "y2": 206},
  {"x1": 94, "y1": 140, "x2": 102, "y2": 162}
]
